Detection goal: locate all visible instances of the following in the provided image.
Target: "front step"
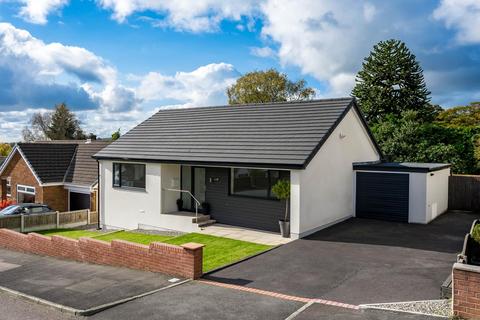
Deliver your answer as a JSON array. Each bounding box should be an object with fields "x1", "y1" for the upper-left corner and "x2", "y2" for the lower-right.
[
  {"x1": 197, "y1": 219, "x2": 216, "y2": 228},
  {"x1": 192, "y1": 214, "x2": 211, "y2": 223}
]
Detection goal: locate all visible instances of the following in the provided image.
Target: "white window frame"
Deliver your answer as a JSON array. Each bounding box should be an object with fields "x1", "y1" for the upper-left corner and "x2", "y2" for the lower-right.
[
  {"x1": 6, "y1": 177, "x2": 11, "y2": 197},
  {"x1": 17, "y1": 184, "x2": 35, "y2": 195}
]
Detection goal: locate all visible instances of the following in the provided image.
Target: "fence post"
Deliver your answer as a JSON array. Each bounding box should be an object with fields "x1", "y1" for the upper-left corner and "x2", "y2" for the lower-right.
[
  {"x1": 56, "y1": 211, "x2": 60, "y2": 229},
  {"x1": 20, "y1": 214, "x2": 24, "y2": 233},
  {"x1": 87, "y1": 209, "x2": 91, "y2": 225}
]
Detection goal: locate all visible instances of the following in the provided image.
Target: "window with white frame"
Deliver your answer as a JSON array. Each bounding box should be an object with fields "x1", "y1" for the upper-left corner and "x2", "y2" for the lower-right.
[
  {"x1": 6, "y1": 178, "x2": 11, "y2": 197},
  {"x1": 17, "y1": 185, "x2": 35, "y2": 203}
]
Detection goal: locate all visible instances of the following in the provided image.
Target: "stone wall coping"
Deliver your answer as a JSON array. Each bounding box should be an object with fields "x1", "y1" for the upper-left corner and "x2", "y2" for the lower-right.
[
  {"x1": 454, "y1": 262, "x2": 480, "y2": 273},
  {"x1": 181, "y1": 242, "x2": 205, "y2": 250}
]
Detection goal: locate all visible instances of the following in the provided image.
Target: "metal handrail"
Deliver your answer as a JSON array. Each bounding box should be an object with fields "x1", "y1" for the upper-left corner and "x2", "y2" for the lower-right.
[{"x1": 164, "y1": 188, "x2": 201, "y2": 220}]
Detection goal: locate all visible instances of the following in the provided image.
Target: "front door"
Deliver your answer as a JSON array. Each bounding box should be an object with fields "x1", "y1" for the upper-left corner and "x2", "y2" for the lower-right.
[{"x1": 181, "y1": 166, "x2": 205, "y2": 211}]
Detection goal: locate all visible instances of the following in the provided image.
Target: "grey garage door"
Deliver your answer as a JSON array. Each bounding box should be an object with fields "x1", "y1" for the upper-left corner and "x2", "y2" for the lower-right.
[
  {"x1": 356, "y1": 172, "x2": 409, "y2": 222},
  {"x1": 69, "y1": 192, "x2": 90, "y2": 211}
]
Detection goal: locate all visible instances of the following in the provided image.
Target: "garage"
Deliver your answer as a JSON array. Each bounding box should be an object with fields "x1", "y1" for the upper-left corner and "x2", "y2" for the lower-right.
[
  {"x1": 69, "y1": 192, "x2": 90, "y2": 211},
  {"x1": 353, "y1": 162, "x2": 451, "y2": 224},
  {"x1": 356, "y1": 172, "x2": 409, "y2": 222}
]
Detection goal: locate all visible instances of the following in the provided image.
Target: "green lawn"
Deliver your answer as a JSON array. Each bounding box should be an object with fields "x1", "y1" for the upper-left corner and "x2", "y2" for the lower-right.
[
  {"x1": 164, "y1": 233, "x2": 272, "y2": 271},
  {"x1": 38, "y1": 228, "x2": 101, "y2": 239},
  {"x1": 37, "y1": 229, "x2": 272, "y2": 272},
  {"x1": 94, "y1": 231, "x2": 174, "y2": 245}
]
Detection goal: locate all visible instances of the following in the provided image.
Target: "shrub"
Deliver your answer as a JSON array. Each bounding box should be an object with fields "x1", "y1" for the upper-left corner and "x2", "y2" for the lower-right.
[
  {"x1": 0, "y1": 199, "x2": 15, "y2": 210},
  {"x1": 473, "y1": 224, "x2": 480, "y2": 244}
]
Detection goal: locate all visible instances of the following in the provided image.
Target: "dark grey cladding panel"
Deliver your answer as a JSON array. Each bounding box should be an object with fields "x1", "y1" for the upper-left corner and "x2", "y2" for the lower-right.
[
  {"x1": 94, "y1": 98, "x2": 356, "y2": 168},
  {"x1": 205, "y1": 167, "x2": 290, "y2": 232}
]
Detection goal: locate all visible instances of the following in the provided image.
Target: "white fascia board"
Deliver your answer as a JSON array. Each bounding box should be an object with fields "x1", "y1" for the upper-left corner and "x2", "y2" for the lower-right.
[
  {"x1": 0, "y1": 145, "x2": 43, "y2": 186},
  {"x1": 64, "y1": 184, "x2": 91, "y2": 194},
  {"x1": 0, "y1": 145, "x2": 18, "y2": 176}
]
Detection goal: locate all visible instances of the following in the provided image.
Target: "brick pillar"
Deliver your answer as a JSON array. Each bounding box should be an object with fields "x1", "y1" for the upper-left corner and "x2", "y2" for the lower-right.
[
  {"x1": 453, "y1": 263, "x2": 480, "y2": 319},
  {"x1": 181, "y1": 242, "x2": 204, "y2": 279}
]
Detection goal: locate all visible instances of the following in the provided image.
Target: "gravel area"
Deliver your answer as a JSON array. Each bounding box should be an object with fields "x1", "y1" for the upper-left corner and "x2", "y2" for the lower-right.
[{"x1": 363, "y1": 299, "x2": 452, "y2": 318}]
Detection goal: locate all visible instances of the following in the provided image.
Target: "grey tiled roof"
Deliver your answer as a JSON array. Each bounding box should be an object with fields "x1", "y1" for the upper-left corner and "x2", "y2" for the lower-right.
[
  {"x1": 14, "y1": 140, "x2": 110, "y2": 185},
  {"x1": 18, "y1": 143, "x2": 78, "y2": 184},
  {"x1": 64, "y1": 140, "x2": 110, "y2": 186},
  {"x1": 94, "y1": 98, "x2": 372, "y2": 169},
  {"x1": 0, "y1": 157, "x2": 6, "y2": 166}
]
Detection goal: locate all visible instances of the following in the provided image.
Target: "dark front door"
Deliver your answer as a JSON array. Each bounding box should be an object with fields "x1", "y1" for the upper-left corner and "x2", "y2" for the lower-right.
[
  {"x1": 181, "y1": 166, "x2": 205, "y2": 211},
  {"x1": 356, "y1": 172, "x2": 409, "y2": 222}
]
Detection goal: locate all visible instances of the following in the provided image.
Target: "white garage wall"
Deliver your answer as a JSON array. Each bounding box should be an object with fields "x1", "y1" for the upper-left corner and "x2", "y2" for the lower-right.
[
  {"x1": 426, "y1": 168, "x2": 450, "y2": 222},
  {"x1": 408, "y1": 172, "x2": 427, "y2": 224},
  {"x1": 290, "y1": 108, "x2": 381, "y2": 239},
  {"x1": 100, "y1": 161, "x2": 198, "y2": 232}
]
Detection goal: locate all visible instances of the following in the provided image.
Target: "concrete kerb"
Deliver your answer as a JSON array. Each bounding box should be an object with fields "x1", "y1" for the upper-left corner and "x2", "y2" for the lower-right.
[{"x1": 0, "y1": 279, "x2": 191, "y2": 316}]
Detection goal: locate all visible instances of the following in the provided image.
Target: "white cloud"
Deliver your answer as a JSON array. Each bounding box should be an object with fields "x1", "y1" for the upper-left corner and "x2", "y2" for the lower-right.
[
  {"x1": 137, "y1": 63, "x2": 240, "y2": 106},
  {"x1": 363, "y1": 2, "x2": 377, "y2": 22},
  {"x1": 96, "y1": 0, "x2": 259, "y2": 32},
  {"x1": 328, "y1": 73, "x2": 356, "y2": 96},
  {"x1": 250, "y1": 46, "x2": 275, "y2": 58},
  {"x1": 433, "y1": 0, "x2": 480, "y2": 44},
  {"x1": 259, "y1": 0, "x2": 381, "y2": 96},
  {"x1": 18, "y1": 0, "x2": 69, "y2": 24},
  {"x1": 0, "y1": 22, "x2": 138, "y2": 113}
]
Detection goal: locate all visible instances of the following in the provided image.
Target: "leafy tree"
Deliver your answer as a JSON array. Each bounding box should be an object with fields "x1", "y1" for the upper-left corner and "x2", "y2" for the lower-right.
[
  {"x1": 111, "y1": 129, "x2": 121, "y2": 141},
  {"x1": 352, "y1": 39, "x2": 434, "y2": 123},
  {"x1": 227, "y1": 69, "x2": 315, "y2": 105},
  {"x1": 22, "y1": 103, "x2": 87, "y2": 141},
  {"x1": 47, "y1": 103, "x2": 86, "y2": 140},
  {"x1": 435, "y1": 102, "x2": 480, "y2": 128},
  {"x1": 0, "y1": 143, "x2": 12, "y2": 156},
  {"x1": 372, "y1": 111, "x2": 479, "y2": 174}
]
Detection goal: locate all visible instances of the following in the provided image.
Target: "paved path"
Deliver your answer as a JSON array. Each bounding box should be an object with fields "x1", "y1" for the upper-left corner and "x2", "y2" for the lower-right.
[
  {"x1": 0, "y1": 248, "x2": 185, "y2": 311},
  {"x1": 206, "y1": 212, "x2": 479, "y2": 305}
]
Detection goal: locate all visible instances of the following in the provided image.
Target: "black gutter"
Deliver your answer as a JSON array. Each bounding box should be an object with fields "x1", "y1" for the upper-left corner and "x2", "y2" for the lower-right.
[
  {"x1": 353, "y1": 163, "x2": 451, "y2": 173},
  {"x1": 97, "y1": 160, "x2": 101, "y2": 230}
]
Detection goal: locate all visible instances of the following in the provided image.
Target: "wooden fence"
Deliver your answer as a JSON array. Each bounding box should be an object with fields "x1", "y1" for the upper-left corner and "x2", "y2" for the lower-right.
[
  {"x1": 449, "y1": 175, "x2": 480, "y2": 212},
  {"x1": 0, "y1": 209, "x2": 98, "y2": 233}
]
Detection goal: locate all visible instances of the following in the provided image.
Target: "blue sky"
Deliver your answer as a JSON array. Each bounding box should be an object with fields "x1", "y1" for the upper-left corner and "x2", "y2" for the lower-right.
[{"x1": 0, "y1": 0, "x2": 479, "y2": 141}]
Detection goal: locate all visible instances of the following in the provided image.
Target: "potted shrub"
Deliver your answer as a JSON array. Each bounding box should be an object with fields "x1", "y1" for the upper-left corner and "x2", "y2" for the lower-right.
[
  {"x1": 176, "y1": 198, "x2": 183, "y2": 211},
  {"x1": 272, "y1": 179, "x2": 290, "y2": 238},
  {"x1": 469, "y1": 224, "x2": 480, "y2": 266}
]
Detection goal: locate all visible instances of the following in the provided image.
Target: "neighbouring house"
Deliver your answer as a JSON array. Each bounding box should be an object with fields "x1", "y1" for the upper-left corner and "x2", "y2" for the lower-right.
[
  {"x1": 0, "y1": 157, "x2": 6, "y2": 167},
  {"x1": 93, "y1": 98, "x2": 450, "y2": 239},
  {"x1": 0, "y1": 140, "x2": 110, "y2": 212}
]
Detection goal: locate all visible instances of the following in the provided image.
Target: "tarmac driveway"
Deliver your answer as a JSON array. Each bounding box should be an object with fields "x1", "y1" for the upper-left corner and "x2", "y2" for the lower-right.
[{"x1": 206, "y1": 211, "x2": 479, "y2": 305}]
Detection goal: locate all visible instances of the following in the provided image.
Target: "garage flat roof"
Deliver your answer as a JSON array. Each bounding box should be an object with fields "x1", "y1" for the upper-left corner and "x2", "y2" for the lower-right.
[{"x1": 353, "y1": 161, "x2": 451, "y2": 173}]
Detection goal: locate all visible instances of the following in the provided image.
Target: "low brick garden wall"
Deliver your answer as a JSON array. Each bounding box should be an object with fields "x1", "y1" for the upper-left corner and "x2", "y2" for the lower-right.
[
  {"x1": 0, "y1": 229, "x2": 204, "y2": 279},
  {"x1": 453, "y1": 263, "x2": 480, "y2": 319}
]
